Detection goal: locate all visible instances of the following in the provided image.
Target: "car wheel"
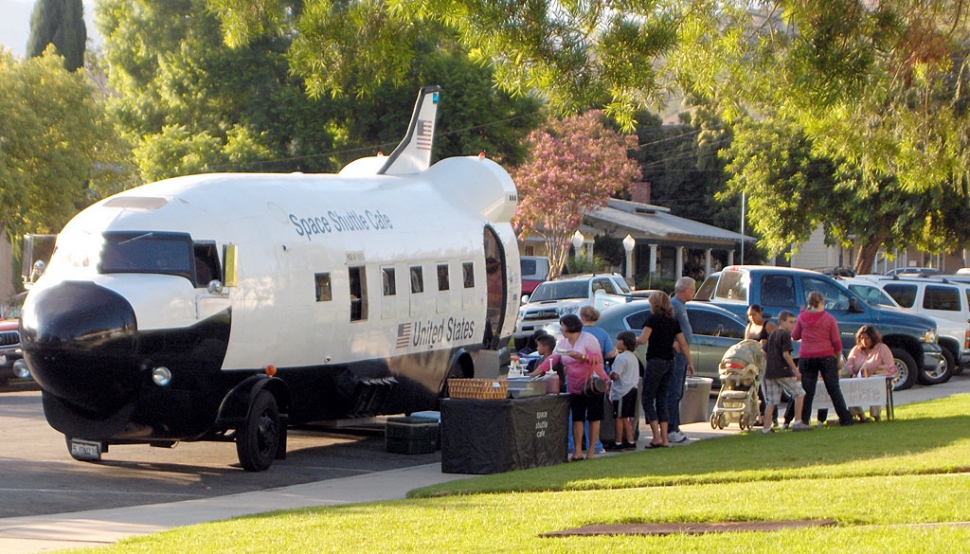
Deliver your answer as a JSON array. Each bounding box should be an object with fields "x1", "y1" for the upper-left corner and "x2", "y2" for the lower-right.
[
  {"x1": 889, "y1": 348, "x2": 917, "y2": 391},
  {"x1": 918, "y1": 347, "x2": 953, "y2": 386},
  {"x1": 236, "y1": 390, "x2": 281, "y2": 472}
]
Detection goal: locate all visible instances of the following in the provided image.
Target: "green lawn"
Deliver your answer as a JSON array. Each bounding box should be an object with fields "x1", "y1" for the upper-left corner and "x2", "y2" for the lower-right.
[{"x1": 70, "y1": 394, "x2": 970, "y2": 553}]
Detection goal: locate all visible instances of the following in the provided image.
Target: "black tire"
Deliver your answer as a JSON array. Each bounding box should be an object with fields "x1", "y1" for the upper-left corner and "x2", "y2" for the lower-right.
[
  {"x1": 236, "y1": 390, "x2": 281, "y2": 472},
  {"x1": 889, "y1": 348, "x2": 918, "y2": 391},
  {"x1": 918, "y1": 347, "x2": 953, "y2": 385}
]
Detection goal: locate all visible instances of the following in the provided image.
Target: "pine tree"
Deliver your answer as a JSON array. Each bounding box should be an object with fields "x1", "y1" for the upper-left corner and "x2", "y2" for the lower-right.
[{"x1": 26, "y1": 0, "x2": 86, "y2": 72}]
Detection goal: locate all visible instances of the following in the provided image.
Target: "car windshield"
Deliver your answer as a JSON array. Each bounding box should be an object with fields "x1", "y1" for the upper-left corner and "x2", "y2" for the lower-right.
[
  {"x1": 100, "y1": 231, "x2": 194, "y2": 281},
  {"x1": 0, "y1": 293, "x2": 26, "y2": 320},
  {"x1": 848, "y1": 284, "x2": 897, "y2": 307},
  {"x1": 713, "y1": 270, "x2": 748, "y2": 302},
  {"x1": 612, "y1": 278, "x2": 631, "y2": 294},
  {"x1": 530, "y1": 281, "x2": 587, "y2": 301}
]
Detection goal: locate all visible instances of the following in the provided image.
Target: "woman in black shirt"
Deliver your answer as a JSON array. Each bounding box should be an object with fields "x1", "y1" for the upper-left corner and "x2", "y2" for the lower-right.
[{"x1": 636, "y1": 292, "x2": 694, "y2": 448}]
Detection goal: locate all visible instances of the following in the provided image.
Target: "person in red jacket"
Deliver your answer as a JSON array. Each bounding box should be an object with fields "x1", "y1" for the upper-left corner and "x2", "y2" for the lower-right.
[{"x1": 791, "y1": 291, "x2": 853, "y2": 427}]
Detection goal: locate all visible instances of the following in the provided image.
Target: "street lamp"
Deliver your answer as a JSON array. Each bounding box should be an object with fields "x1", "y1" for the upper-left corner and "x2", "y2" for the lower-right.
[
  {"x1": 622, "y1": 234, "x2": 635, "y2": 280},
  {"x1": 572, "y1": 230, "x2": 585, "y2": 262}
]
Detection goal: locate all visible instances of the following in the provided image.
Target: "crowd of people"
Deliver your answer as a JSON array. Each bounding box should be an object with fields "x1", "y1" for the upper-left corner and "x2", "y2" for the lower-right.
[{"x1": 522, "y1": 278, "x2": 897, "y2": 458}]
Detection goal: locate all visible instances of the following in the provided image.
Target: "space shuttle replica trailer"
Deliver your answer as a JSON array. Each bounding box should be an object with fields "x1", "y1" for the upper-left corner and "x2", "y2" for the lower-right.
[{"x1": 21, "y1": 87, "x2": 521, "y2": 471}]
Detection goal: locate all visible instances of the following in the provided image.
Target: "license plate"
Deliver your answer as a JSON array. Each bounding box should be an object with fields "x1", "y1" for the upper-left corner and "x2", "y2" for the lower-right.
[{"x1": 69, "y1": 439, "x2": 102, "y2": 461}]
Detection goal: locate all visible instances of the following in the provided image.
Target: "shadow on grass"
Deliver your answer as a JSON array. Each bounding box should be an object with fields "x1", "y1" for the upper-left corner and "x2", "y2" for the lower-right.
[{"x1": 411, "y1": 394, "x2": 970, "y2": 498}]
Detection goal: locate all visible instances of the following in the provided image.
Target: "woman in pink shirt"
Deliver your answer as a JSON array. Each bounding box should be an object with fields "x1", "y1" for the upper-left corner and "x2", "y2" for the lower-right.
[
  {"x1": 545, "y1": 314, "x2": 610, "y2": 461},
  {"x1": 791, "y1": 291, "x2": 853, "y2": 427},
  {"x1": 845, "y1": 325, "x2": 896, "y2": 421}
]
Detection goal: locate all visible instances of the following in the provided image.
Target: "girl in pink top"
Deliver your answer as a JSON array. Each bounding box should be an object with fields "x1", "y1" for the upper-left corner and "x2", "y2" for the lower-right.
[
  {"x1": 791, "y1": 291, "x2": 853, "y2": 426},
  {"x1": 845, "y1": 325, "x2": 896, "y2": 421}
]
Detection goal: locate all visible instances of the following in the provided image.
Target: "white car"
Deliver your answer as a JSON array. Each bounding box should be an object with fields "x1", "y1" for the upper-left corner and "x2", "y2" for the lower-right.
[
  {"x1": 513, "y1": 273, "x2": 631, "y2": 342},
  {"x1": 845, "y1": 275, "x2": 969, "y2": 377}
]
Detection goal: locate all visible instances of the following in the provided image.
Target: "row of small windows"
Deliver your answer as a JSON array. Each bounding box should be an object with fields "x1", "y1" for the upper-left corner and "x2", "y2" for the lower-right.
[{"x1": 313, "y1": 262, "x2": 478, "y2": 321}]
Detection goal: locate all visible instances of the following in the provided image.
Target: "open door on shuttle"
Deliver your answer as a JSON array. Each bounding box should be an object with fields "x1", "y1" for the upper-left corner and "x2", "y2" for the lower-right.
[{"x1": 483, "y1": 226, "x2": 507, "y2": 349}]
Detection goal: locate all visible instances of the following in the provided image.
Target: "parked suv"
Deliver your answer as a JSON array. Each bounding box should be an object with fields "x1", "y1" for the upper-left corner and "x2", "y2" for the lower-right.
[
  {"x1": 694, "y1": 266, "x2": 945, "y2": 390},
  {"x1": 519, "y1": 256, "x2": 550, "y2": 296},
  {"x1": 852, "y1": 275, "x2": 970, "y2": 378},
  {"x1": 513, "y1": 273, "x2": 631, "y2": 343}
]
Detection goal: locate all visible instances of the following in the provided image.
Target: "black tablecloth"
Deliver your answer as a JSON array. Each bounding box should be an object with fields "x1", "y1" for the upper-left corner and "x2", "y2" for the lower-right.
[{"x1": 440, "y1": 395, "x2": 569, "y2": 474}]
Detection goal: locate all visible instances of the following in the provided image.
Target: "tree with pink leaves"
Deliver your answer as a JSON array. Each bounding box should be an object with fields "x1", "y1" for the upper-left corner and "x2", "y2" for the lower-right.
[{"x1": 512, "y1": 111, "x2": 641, "y2": 279}]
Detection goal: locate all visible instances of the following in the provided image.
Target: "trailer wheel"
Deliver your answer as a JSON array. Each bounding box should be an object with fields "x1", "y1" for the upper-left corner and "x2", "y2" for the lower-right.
[
  {"x1": 236, "y1": 390, "x2": 281, "y2": 472},
  {"x1": 889, "y1": 348, "x2": 917, "y2": 391}
]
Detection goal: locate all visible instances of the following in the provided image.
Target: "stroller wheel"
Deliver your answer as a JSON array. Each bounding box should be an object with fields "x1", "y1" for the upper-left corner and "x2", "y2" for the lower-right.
[
  {"x1": 739, "y1": 414, "x2": 749, "y2": 430},
  {"x1": 717, "y1": 413, "x2": 728, "y2": 429},
  {"x1": 710, "y1": 412, "x2": 718, "y2": 429}
]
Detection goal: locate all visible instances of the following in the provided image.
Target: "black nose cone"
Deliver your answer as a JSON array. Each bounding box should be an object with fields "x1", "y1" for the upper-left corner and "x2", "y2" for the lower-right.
[{"x1": 21, "y1": 281, "x2": 139, "y2": 413}]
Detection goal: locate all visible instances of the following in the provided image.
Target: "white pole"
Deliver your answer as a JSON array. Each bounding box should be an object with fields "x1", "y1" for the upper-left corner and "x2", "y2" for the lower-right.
[{"x1": 740, "y1": 192, "x2": 746, "y2": 265}]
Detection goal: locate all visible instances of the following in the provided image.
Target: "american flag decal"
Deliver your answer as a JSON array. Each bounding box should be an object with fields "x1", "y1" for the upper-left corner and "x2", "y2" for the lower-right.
[
  {"x1": 396, "y1": 323, "x2": 413, "y2": 348},
  {"x1": 416, "y1": 119, "x2": 433, "y2": 151}
]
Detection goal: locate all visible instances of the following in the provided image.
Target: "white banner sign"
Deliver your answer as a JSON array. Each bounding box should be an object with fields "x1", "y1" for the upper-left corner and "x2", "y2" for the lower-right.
[{"x1": 812, "y1": 376, "x2": 889, "y2": 409}]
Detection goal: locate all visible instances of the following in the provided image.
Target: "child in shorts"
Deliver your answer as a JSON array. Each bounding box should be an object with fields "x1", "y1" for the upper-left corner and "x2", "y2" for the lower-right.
[
  {"x1": 762, "y1": 311, "x2": 810, "y2": 433},
  {"x1": 608, "y1": 331, "x2": 639, "y2": 449}
]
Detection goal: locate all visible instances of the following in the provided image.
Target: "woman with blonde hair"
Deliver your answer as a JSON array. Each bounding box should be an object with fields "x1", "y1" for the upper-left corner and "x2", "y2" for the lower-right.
[
  {"x1": 792, "y1": 291, "x2": 853, "y2": 427},
  {"x1": 636, "y1": 291, "x2": 694, "y2": 448}
]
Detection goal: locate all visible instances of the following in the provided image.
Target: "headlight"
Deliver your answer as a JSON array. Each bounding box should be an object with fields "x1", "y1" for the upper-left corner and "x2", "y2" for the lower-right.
[
  {"x1": 559, "y1": 305, "x2": 579, "y2": 316},
  {"x1": 924, "y1": 330, "x2": 937, "y2": 343},
  {"x1": 151, "y1": 366, "x2": 172, "y2": 386},
  {"x1": 12, "y1": 359, "x2": 30, "y2": 379}
]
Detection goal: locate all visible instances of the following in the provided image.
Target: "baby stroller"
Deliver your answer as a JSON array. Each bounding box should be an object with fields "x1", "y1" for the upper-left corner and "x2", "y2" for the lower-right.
[{"x1": 710, "y1": 339, "x2": 766, "y2": 430}]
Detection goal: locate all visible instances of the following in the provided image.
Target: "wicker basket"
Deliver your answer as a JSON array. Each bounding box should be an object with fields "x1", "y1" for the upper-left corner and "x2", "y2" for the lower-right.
[{"x1": 447, "y1": 378, "x2": 509, "y2": 400}]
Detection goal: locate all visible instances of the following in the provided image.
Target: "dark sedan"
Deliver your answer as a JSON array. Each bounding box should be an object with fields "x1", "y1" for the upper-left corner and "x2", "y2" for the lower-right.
[{"x1": 595, "y1": 299, "x2": 747, "y2": 381}]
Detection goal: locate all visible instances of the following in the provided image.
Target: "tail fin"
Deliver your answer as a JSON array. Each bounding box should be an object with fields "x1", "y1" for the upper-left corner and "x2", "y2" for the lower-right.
[{"x1": 377, "y1": 86, "x2": 440, "y2": 175}]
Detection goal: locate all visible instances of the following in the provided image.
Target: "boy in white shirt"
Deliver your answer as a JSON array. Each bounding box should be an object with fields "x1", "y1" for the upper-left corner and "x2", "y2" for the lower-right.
[{"x1": 608, "y1": 331, "x2": 640, "y2": 450}]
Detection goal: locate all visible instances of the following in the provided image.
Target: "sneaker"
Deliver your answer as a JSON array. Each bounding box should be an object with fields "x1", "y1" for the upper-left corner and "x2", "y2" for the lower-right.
[
  {"x1": 780, "y1": 423, "x2": 790, "y2": 431},
  {"x1": 620, "y1": 441, "x2": 637, "y2": 450},
  {"x1": 602, "y1": 442, "x2": 621, "y2": 451},
  {"x1": 761, "y1": 427, "x2": 773, "y2": 434},
  {"x1": 668, "y1": 431, "x2": 688, "y2": 443},
  {"x1": 791, "y1": 421, "x2": 814, "y2": 432}
]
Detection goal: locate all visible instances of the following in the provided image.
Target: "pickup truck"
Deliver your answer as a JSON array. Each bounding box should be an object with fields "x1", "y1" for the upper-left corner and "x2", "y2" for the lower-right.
[{"x1": 694, "y1": 266, "x2": 946, "y2": 390}]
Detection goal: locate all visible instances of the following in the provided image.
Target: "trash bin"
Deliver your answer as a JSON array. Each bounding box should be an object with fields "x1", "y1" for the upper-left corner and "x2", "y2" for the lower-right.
[{"x1": 679, "y1": 377, "x2": 713, "y2": 424}]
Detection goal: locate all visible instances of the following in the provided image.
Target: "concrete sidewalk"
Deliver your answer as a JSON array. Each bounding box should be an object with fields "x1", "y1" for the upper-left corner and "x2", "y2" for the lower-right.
[
  {"x1": 0, "y1": 378, "x2": 962, "y2": 553},
  {"x1": 0, "y1": 462, "x2": 471, "y2": 553}
]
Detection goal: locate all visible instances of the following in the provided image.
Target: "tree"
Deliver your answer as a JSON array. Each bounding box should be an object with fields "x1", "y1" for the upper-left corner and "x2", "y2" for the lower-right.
[
  {"x1": 97, "y1": 0, "x2": 342, "y2": 181},
  {"x1": 27, "y1": 0, "x2": 86, "y2": 72},
  {"x1": 512, "y1": 111, "x2": 641, "y2": 279},
  {"x1": 722, "y1": 116, "x2": 970, "y2": 274},
  {"x1": 207, "y1": 0, "x2": 680, "y2": 129},
  {"x1": 99, "y1": 0, "x2": 540, "y2": 181},
  {"x1": 705, "y1": 2, "x2": 970, "y2": 272},
  {"x1": 0, "y1": 49, "x2": 132, "y2": 253}
]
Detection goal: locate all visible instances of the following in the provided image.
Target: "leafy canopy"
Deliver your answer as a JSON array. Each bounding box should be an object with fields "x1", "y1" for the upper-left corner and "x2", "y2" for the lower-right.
[{"x1": 0, "y1": 49, "x2": 132, "y2": 252}]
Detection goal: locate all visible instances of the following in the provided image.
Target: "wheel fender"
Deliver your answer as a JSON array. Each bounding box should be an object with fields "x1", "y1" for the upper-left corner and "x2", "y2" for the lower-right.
[{"x1": 215, "y1": 375, "x2": 291, "y2": 429}]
